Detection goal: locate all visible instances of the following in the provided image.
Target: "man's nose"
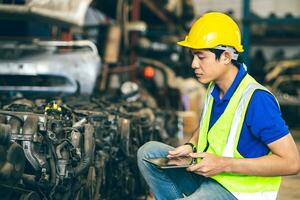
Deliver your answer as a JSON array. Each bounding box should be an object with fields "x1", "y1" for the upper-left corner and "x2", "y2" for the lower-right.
[{"x1": 191, "y1": 57, "x2": 199, "y2": 69}]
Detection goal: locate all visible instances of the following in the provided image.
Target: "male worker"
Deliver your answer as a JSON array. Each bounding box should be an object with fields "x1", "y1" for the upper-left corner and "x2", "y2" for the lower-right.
[{"x1": 137, "y1": 12, "x2": 300, "y2": 200}]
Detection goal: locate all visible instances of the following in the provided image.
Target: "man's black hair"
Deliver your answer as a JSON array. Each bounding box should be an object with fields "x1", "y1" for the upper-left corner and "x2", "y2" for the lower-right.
[
  {"x1": 208, "y1": 48, "x2": 240, "y2": 67},
  {"x1": 208, "y1": 48, "x2": 224, "y2": 60}
]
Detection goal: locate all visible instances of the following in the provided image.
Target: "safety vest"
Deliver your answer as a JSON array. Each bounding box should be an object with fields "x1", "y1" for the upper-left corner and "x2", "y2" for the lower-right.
[{"x1": 197, "y1": 74, "x2": 281, "y2": 200}]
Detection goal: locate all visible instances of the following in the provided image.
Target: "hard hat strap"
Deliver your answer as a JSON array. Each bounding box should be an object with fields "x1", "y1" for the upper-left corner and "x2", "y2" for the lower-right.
[{"x1": 214, "y1": 45, "x2": 239, "y2": 60}]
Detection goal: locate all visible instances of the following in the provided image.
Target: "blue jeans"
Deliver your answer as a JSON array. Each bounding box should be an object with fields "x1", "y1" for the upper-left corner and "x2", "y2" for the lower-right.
[{"x1": 137, "y1": 141, "x2": 237, "y2": 200}]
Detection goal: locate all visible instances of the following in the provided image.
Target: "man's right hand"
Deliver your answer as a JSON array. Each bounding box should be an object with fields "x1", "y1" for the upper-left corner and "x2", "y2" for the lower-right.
[{"x1": 167, "y1": 144, "x2": 194, "y2": 158}]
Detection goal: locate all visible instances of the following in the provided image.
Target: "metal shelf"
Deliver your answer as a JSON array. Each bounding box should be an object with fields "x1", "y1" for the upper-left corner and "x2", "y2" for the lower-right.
[
  {"x1": 245, "y1": 17, "x2": 300, "y2": 24},
  {"x1": 242, "y1": 0, "x2": 300, "y2": 67}
]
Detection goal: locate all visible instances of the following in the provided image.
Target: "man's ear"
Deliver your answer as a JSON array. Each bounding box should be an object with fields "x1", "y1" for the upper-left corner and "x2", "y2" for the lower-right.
[{"x1": 222, "y1": 51, "x2": 232, "y2": 64}]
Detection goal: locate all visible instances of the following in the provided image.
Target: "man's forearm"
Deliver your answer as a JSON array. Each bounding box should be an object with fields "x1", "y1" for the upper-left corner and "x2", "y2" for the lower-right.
[
  {"x1": 224, "y1": 154, "x2": 300, "y2": 176},
  {"x1": 218, "y1": 134, "x2": 300, "y2": 177},
  {"x1": 188, "y1": 129, "x2": 199, "y2": 146}
]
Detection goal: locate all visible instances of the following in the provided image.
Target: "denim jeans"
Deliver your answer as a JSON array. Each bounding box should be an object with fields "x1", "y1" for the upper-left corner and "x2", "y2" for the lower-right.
[{"x1": 137, "y1": 141, "x2": 238, "y2": 200}]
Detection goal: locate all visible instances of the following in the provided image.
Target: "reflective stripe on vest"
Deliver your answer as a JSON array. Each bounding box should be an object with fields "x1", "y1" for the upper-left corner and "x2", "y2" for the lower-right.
[
  {"x1": 232, "y1": 191, "x2": 277, "y2": 200},
  {"x1": 222, "y1": 83, "x2": 267, "y2": 157},
  {"x1": 199, "y1": 83, "x2": 215, "y2": 132},
  {"x1": 197, "y1": 74, "x2": 281, "y2": 200}
]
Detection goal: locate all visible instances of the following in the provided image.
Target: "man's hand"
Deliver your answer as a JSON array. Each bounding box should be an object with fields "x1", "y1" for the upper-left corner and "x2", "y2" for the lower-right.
[
  {"x1": 167, "y1": 144, "x2": 194, "y2": 158},
  {"x1": 187, "y1": 152, "x2": 230, "y2": 177}
]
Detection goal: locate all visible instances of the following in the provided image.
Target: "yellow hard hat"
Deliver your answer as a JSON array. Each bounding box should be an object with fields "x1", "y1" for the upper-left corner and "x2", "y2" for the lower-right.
[{"x1": 177, "y1": 12, "x2": 244, "y2": 53}]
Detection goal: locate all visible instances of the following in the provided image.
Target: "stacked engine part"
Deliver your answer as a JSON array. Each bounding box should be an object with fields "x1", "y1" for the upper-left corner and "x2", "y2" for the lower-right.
[{"x1": 0, "y1": 93, "x2": 181, "y2": 200}]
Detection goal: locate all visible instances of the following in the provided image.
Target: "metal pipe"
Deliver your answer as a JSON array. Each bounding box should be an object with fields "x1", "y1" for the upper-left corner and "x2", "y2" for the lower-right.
[
  {"x1": 56, "y1": 141, "x2": 69, "y2": 160},
  {"x1": 22, "y1": 115, "x2": 45, "y2": 170},
  {"x1": 243, "y1": 0, "x2": 251, "y2": 67},
  {"x1": 0, "y1": 124, "x2": 11, "y2": 146},
  {"x1": 74, "y1": 124, "x2": 94, "y2": 176},
  {"x1": 8, "y1": 117, "x2": 21, "y2": 135}
]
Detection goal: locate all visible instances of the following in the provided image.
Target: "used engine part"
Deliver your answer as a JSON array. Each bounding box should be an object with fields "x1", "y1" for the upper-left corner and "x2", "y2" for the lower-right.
[{"x1": 0, "y1": 91, "x2": 181, "y2": 200}]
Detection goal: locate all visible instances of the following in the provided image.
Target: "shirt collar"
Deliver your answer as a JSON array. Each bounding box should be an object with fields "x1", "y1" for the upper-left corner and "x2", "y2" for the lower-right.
[{"x1": 211, "y1": 63, "x2": 247, "y2": 102}]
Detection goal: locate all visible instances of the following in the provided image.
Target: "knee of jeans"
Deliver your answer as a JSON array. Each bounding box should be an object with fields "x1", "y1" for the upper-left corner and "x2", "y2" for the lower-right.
[
  {"x1": 137, "y1": 141, "x2": 160, "y2": 161},
  {"x1": 138, "y1": 141, "x2": 170, "y2": 162}
]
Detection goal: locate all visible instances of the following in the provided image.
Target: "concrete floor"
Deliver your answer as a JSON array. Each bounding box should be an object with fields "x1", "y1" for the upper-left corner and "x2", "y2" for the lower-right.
[{"x1": 278, "y1": 129, "x2": 300, "y2": 200}]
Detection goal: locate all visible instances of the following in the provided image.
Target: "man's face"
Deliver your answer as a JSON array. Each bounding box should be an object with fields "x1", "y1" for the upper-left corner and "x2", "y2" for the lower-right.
[{"x1": 190, "y1": 49, "x2": 226, "y2": 84}]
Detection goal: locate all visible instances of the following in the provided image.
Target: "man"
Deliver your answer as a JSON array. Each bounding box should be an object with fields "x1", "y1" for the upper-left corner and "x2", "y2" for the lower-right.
[{"x1": 137, "y1": 12, "x2": 300, "y2": 200}]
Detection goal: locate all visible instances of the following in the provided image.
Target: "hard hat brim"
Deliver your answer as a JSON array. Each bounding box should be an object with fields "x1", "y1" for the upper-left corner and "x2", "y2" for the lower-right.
[{"x1": 177, "y1": 40, "x2": 197, "y2": 49}]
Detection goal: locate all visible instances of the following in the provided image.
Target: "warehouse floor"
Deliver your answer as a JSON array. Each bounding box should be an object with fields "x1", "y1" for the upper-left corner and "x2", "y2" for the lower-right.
[{"x1": 278, "y1": 129, "x2": 300, "y2": 200}]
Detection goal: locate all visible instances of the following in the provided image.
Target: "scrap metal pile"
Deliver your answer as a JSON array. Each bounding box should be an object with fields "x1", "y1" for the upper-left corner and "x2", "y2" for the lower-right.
[
  {"x1": 0, "y1": 91, "x2": 181, "y2": 200},
  {"x1": 265, "y1": 59, "x2": 300, "y2": 106},
  {"x1": 264, "y1": 59, "x2": 300, "y2": 126}
]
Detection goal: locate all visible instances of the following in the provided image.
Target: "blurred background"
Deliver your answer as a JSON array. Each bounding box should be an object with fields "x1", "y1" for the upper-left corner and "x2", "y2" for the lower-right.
[{"x1": 0, "y1": 0, "x2": 299, "y2": 200}]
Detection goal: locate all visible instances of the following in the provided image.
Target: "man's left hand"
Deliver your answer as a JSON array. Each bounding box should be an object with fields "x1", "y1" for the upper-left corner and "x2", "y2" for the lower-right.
[{"x1": 186, "y1": 152, "x2": 230, "y2": 177}]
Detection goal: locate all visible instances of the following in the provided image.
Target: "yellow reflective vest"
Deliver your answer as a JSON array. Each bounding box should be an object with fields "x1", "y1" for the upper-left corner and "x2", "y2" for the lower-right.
[{"x1": 197, "y1": 74, "x2": 281, "y2": 200}]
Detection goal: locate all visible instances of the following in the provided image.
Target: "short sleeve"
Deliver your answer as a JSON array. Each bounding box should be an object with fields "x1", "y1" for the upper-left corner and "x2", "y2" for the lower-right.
[{"x1": 245, "y1": 90, "x2": 289, "y2": 144}]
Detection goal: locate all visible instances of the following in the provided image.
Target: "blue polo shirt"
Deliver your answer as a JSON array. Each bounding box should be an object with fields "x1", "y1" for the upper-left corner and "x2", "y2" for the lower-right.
[{"x1": 209, "y1": 63, "x2": 289, "y2": 158}]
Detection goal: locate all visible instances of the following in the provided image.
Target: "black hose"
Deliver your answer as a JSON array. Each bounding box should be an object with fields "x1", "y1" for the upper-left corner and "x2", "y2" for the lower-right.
[
  {"x1": 44, "y1": 135, "x2": 57, "y2": 186},
  {"x1": 49, "y1": 142, "x2": 57, "y2": 186}
]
